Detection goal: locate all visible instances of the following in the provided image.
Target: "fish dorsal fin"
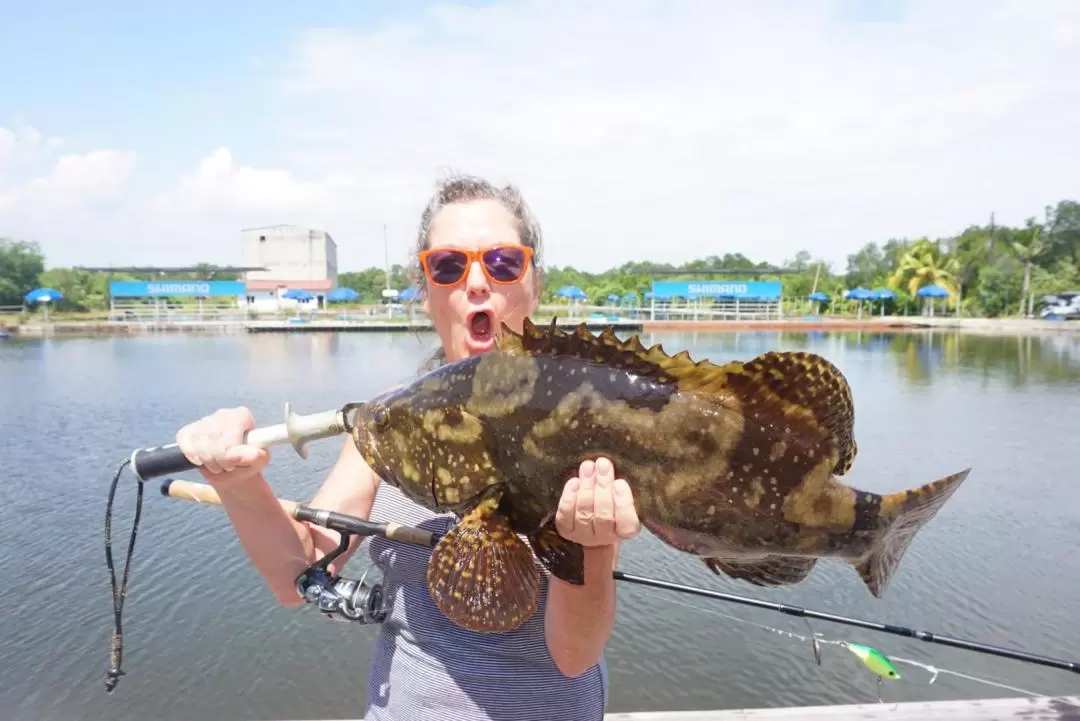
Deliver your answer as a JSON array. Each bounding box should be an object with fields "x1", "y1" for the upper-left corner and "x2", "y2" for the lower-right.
[
  {"x1": 724, "y1": 350, "x2": 858, "y2": 476},
  {"x1": 495, "y1": 317, "x2": 731, "y2": 389},
  {"x1": 496, "y1": 318, "x2": 857, "y2": 475}
]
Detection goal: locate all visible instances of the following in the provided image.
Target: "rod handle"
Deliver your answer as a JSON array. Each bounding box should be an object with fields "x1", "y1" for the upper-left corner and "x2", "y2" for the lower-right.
[
  {"x1": 161, "y1": 478, "x2": 438, "y2": 548},
  {"x1": 160, "y1": 477, "x2": 300, "y2": 514},
  {"x1": 130, "y1": 444, "x2": 194, "y2": 482}
]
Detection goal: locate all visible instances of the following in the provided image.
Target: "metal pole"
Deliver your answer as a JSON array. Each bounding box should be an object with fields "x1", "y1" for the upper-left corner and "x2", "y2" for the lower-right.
[{"x1": 383, "y1": 224, "x2": 390, "y2": 292}]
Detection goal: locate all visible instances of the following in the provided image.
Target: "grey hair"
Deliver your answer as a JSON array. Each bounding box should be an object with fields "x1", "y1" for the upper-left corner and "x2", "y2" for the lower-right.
[{"x1": 407, "y1": 171, "x2": 545, "y2": 295}]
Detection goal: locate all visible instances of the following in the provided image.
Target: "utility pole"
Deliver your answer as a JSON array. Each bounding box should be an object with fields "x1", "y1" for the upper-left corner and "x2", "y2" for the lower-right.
[{"x1": 383, "y1": 223, "x2": 391, "y2": 292}]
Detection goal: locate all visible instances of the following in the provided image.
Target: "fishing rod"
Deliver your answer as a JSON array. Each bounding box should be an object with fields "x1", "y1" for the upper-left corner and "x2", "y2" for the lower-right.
[{"x1": 159, "y1": 477, "x2": 1080, "y2": 679}]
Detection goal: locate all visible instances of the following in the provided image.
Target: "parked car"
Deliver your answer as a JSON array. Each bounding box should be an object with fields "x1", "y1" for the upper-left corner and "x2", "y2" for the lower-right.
[{"x1": 1037, "y1": 291, "x2": 1080, "y2": 320}]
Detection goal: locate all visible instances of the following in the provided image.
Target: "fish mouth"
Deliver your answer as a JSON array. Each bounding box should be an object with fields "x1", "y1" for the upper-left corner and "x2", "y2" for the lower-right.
[{"x1": 351, "y1": 415, "x2": 385, "y2": 474}]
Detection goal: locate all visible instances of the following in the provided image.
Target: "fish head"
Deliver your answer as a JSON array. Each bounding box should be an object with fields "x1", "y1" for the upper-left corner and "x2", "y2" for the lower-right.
[
  {"x1": 347, "y1": 387, "x2": 440, "y2": 508},
  {"x1": 348, "y1": 381, "x2": 502, "y2": 512}
]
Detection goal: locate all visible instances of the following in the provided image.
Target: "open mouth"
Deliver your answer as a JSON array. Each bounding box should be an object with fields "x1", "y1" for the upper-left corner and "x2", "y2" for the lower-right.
[{"x1": 467, "y1": 310, "x2": 494, "y2": 344}]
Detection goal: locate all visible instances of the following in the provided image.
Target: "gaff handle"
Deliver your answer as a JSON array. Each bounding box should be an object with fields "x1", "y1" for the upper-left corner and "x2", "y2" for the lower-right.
[{"x1": 129, "y1": 402, "x2": 355, "y2": 482}]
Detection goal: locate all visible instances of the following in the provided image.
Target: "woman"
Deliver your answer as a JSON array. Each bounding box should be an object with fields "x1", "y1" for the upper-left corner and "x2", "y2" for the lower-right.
[{"x1": 175, "y1": 173, "x2": 642, "y2": 721}]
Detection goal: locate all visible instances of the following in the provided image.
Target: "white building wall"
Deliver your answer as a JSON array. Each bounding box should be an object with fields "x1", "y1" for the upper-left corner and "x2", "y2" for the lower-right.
[{"x1": 241, "y1": 225, "x2": 338, "y2": 284}]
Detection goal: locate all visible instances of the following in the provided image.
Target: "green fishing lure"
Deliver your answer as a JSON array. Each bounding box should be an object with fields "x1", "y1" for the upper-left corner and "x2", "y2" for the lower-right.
[{"x1": 845, "y1": 643, "x2": 901, "y2": 680}]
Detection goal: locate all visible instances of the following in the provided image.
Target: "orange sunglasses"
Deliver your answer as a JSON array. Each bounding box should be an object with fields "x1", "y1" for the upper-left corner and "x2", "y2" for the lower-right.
[{"x1": 418, "y1": 245, "x2": 534, "y2": 287}]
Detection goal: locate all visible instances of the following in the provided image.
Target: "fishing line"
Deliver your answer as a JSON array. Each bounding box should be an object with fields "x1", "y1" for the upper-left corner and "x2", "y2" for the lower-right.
[
  {"x1": 103, "y1": 458, "x2": 140, "y2": 694},
  {"x1": 645, "y1": 586, "x2": 1059, "y2": 704}
]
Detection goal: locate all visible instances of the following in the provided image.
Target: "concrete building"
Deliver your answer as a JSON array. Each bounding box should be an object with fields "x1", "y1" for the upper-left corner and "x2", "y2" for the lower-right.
[{"x1": 240, "y1": 225, "x2": 339, "y2": 311}]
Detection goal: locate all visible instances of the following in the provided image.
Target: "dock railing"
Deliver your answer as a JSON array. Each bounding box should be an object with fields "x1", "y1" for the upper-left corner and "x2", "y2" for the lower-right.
[{"x1": 599, "y1": 695, "x2": 1080, "y2": 719}]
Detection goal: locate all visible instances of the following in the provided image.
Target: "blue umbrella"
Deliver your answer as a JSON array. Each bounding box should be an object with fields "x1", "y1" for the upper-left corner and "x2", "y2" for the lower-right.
[
  {"x1": 398, "y1": 287, "x2": 420, "y2": 303},
  {"x1": 845, "y1": 287, "x2": 873, "y2": 320},
  {"x1": 555, "y1": 285, "x2": 586, "y2": 300},
  {"x1": 24, "y1": 287, "x2": 64, "y2": 321},
  {"x1": 871, "y1": 288, "x2": 895, "y2": 316},
  {"x1": 915, "y1": 284, "x2": 950, "y2": 299},
  {"x1": 808, "y1": 291, "x2": 829, "y2": 302},
  {"x1": 845, "y1": 287, "x2": 873, "y2": 301},
  {"x1": 916, "y1": 283, "x2": 950, "y2": 318},
  {"x1": 607, "y1": 294, "x2": 620, "y2": 303},
  {"x1": 24, "y1": 287, "x2": 64, "y2": 304},
  {"x1": 327, "y1": 287, "x2": 359, "y2": 302},
  {"x1": 282, "y1": 289, "x2": 314, "y2": 301}
]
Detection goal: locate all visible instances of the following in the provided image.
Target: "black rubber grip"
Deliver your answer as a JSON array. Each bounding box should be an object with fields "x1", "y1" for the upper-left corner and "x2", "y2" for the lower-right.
[{"x1": 131, "y1": 443, "x2": 196, "y2": 481}]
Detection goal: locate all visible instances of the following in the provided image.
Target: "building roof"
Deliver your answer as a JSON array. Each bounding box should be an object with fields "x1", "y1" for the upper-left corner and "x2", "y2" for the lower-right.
[{"x1": 246, "y1": 279, "x2": 334, "y2": 292}]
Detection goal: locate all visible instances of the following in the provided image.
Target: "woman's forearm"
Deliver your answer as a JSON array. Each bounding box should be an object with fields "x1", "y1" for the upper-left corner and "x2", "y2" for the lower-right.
[
  {"x1": 214, "y1": 472, "x2": 320, "y2": 605},
  {"x1": 544, "y1": 543, "x2": 620, "y2": 677},
  {"x1": 212, "y1": 440, "x2": 379, "y2": 605}
]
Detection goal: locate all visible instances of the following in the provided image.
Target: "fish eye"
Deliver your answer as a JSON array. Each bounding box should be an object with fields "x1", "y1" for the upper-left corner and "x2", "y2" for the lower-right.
[{"x1": 373, "y1": 406, "x2": 390, "y2": 428}]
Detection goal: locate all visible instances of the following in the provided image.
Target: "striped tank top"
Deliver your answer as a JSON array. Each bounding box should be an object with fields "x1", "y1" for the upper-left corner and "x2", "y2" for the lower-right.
[{"x1": 362, "y1": 482, "x2": 609, "y2": 721}]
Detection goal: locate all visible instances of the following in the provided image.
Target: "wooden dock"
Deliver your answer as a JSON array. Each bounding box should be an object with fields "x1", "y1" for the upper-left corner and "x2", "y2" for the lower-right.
[{"x1": 602, "y1": 695, "x2": 1080, "y2": 720}]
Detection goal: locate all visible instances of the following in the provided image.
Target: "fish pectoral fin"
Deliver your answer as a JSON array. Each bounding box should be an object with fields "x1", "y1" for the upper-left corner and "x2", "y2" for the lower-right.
[
  {"x1": 527, "y1": 520, "x2": 585, "y2": 585},
  {"x1": 703, "y1": 554, "x2": 818, "y2": 587},
  {"x1": 426, "y1": 493, "x2": 541, "y2": 634}
]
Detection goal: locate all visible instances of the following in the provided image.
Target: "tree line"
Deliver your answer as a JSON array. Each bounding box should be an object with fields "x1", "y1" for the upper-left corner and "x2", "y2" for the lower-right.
[{"x1": 3, "y1": 197, "x2": 1078, "y2": 317}]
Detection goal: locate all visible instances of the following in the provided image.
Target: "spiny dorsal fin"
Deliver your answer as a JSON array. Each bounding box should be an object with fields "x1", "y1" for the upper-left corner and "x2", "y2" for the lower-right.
[
  {"x1": 496, "y1": 318, "x2": 856, "y2": 473},
  {"x1": 496, "y1": 317, "x2": 732, "y2": 388}
]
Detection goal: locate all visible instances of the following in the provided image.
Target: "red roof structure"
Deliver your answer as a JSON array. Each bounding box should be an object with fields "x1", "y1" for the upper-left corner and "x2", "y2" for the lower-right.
[{"x1": 245, "y1": 279, "x2": 334, "y2": 292}]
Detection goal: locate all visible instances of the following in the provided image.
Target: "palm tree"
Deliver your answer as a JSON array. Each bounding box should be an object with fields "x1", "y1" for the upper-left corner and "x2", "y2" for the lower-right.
[
  {"x1": 1009, "y1": 218, "x2": 1049, "y2": 316},
  {"x1": 887, "y1": 238, "x2": 960, "y2": 315}
]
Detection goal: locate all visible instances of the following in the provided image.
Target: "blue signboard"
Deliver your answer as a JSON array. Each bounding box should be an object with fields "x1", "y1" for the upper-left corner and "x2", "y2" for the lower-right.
[
  {"x1": 109, "y1": 280, "x2": 247, "y2": 298},
  {"x1": 650, "y1": 280, "x2": 783, "y2": 300}
]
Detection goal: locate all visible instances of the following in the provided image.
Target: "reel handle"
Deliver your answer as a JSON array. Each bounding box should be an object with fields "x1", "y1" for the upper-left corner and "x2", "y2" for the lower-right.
[{"x1": 129, "y1": 402, "x2": 354, "y2": 482}]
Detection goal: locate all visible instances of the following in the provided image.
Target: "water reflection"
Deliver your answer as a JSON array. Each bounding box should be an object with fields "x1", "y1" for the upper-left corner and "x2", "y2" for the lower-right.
[
  {"x1": 644, "y1": 329, "x2": 1080, "y2": 390},
  {"x1": 242, "y1": 330, "x2": 442, "y2": 391}
]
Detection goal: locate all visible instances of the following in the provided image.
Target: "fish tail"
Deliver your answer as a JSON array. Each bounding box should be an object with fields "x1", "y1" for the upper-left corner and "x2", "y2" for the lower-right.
[{"x1": 852, "y1": 468, "x2": 970, "y2": 597}]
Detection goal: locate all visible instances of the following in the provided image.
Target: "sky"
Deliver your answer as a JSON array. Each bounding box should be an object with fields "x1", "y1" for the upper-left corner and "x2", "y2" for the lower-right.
[{"x1": 1, "y1": 0, "x2": 1078, "y2": 274}]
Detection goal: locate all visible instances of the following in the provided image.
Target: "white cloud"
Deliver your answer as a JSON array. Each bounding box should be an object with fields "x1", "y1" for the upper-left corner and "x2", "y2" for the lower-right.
[
  {"x1": 264, "y1": 0, "x2": 1080, "y2": 272},
  {"x1": 24, "y1": 148, "x2": 136, "y2": 204},
  {"x1": 6, "y1": 0, "x2": 1080, "y2": 273},
  {"x1": 0, "y1": 123, "x2": 132, "y2": 209},
  {"x1": 0, "y1": 123, "x2": 142, "y2": 264},
  {"x1": 151, "y1": 147, "x2": 350, "y2": 216}
]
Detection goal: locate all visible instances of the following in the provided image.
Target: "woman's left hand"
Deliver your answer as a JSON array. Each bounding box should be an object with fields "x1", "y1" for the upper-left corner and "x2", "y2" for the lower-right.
[{"x1": 556, "y1": 457, "x2": 641, "y2": 547}]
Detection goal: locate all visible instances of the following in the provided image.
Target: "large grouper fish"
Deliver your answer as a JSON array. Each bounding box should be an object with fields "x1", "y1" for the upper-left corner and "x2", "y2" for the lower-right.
[{"x1": 346, "y1": 318, "x2": 970, "y2": 634}]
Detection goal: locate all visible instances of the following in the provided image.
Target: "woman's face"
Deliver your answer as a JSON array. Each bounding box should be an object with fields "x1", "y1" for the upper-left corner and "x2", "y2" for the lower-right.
[{"x1": 421, "y1": 199, "x2": 539, "y2": 362}]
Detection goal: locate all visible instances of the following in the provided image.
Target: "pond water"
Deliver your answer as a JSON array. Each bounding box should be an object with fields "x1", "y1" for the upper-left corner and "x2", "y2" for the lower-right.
[{"x1": 1, "y1": 328, "x2": 1078, "y2": 720}]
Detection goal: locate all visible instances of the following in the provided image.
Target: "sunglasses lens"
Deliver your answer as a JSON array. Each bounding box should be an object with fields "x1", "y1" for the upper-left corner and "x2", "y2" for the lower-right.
[
  {"x1": 425, "y1": 249, "x2": 469, "y2": 284},
  {"x1": 483, "y1": 246, "x2": 528, "y2": 282}
]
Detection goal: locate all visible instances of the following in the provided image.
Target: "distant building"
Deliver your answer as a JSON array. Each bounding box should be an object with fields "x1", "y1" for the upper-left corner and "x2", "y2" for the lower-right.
[{"x1": 240, "y1": 225, "x2": 338, "y2": 311}]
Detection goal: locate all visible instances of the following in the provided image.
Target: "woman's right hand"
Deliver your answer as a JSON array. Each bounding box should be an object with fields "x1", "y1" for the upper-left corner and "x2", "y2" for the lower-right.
[{"x1": 175, "y1": 406, "x2": 271, "y2": 486}]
